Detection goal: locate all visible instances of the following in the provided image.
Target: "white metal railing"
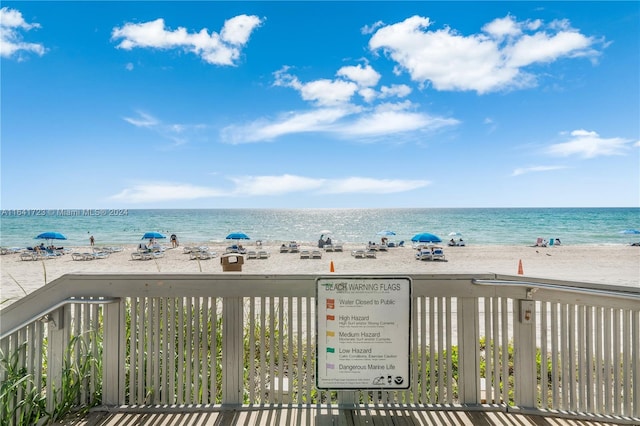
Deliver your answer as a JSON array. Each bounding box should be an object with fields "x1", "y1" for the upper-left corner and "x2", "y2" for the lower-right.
[{"x1": 0, "y1": 273, "x2": 638, "y2": 425}]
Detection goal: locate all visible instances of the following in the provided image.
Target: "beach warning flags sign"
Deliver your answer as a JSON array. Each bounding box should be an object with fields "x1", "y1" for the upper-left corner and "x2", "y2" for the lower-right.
[
  {"x1": 518, "y1": 259, "x2": 524, "y2": 275},
  {"x1": 330, "y1": 261, "x2": 335, "y2": 272}
]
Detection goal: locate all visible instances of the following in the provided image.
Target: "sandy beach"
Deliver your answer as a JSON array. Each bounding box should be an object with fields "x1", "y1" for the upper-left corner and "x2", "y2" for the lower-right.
[{"x1": 1, "y1": 242, "x2": 638, "y2": 305}]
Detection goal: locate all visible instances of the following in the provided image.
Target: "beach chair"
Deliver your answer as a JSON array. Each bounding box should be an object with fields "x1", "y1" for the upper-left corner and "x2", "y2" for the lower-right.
[
  {"x1": 432, "y1": 247, "x2": 446, "y2": 261},
  {"x1": 300, "y1": 249, "x2": 310, "y2": 259},
  {"x1": 189, "y1": 250, "x2": 203, "y2": 260},
  {"x1": 365, "y1": 250, "x2": 377, "y2": 258},
  {"x1": 131, "y1": 252, "x2": 144, "y2": 260},
  {"x1": 333, "y1": 242, "x2": 343, "y2": 252},
  {"x1": 311, "y1": 250, "x2": 323, "y2": 259},
  {"x1": 280, "y1": 245, "x2": 289, "y2": 253},
  {"x1": 20, "y1": 252, "x2": 37, "y2": 261},
  {"x1": 246, "y1": 250, "x2": 258, "y2": 259},
  {"x1": 351, "y1": 249, "x2": 365, "y2": 258},
  {"x1": 324, "y1": 244, "x2": 334, "y2": 252},
  {"x1": 415, "y1": 249, "x2": 432, "y2": 261},
  {"x1": 257, "y1": 250, "x2": 270, "y2": 259}
]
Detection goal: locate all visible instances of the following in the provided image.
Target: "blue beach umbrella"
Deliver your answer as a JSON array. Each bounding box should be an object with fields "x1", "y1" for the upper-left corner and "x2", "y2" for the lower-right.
[
  {"x1": 35, "y1": 232, "x2": 67, "y2": 241},
  {"x1": 376, "y1": 230, "x2": 396, "y2": 236},
  {"x1": 226, "y1": 232, "x2": 250, "y2": 241},
  {"x1": 411, "y1": 232, "x2": 442, "y2": 243},
  {"x1": 142, "y1": 232, "x2": 166, "y2": 240},
  {"x1": 34, "y1": 232, "x2": 67, "y2": 248}
]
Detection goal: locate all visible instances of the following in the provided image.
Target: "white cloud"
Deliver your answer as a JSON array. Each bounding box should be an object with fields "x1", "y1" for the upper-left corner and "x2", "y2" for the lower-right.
[
  {"x1": 247, "y1": 66, "x2": 458, "y2": 144},
  {"x1": 379, "y1": 84, "x2": 412, "y2": 98},
  {"x1": 229, "y1": 175, "x2": 325, "y2": 195},
  {"x1": 231, "y1": 175, "x2": 431, "y2": 196},
  {"x1": 482, "y1": 15, "x2": 522, "y2": 39},
  {"x1": 109, "y1": 175, "x2": 431, "y2": 203},
  {"x1": 368, "y1": 14, "x2": 602, "y2": 94},
  {"x1": 512, "y1": 165, "x2": 568, "y2": 176},
  {"x1": 220, "y1": 14, "x2": 264, "y2": 45},
  {"x1": 338, "y1": 102, "x2": 459, "y2": 138},
  {"x1": 123, "y1": 110, "x2": 205, "y2": 146},
  {"x1": 0, "y1": 7, "x2": 45, "y2": 59},
  {"x1": 110, "y1": 183, "x2": 224, "y2": 203},
  {"x1": 221, "y1": 101, "x2": 458, "y2": 144},
  {"x1": 320, "y1": 177, "x2": 430, "y2": 194},
  {"x1": 274, "y1": 68, "x2": 359, "y2": 106},
  {"x1": 547, "y1": 130, "x2": 634, "y2": 158},
  {"x1": 111, "y1": 14, "x2": 262, "y2": 66},
  {"x1": 221, "y1": 107, "x2": 357, "y2": 144},
  {"x1": 361, "y1": 20, "x2": 384, "y2": 35},
  {"x1": 124, "y1": 111, "x2": 159, "y2": 128},
  {"x1": 336, "y1": 63, "x2": 381, "y2": 87}
]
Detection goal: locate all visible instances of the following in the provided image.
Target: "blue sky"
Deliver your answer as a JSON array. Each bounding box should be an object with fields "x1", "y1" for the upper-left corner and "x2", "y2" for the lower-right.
[{"x1": 1, "y1": 1, "x2": 639, "y2": 209}]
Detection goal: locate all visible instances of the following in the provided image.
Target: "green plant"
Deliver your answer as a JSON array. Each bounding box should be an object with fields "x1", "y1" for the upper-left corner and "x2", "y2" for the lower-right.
[
  {"x1": 49, "y1": 332, "x2": 103, "y2": 422},
  {"x1": 0, "y1": 342, "x2": 48, "y2": 426}
]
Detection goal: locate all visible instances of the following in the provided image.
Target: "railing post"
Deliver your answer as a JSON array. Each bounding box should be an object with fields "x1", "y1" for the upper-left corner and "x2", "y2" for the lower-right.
[
  {"x1": 458, "y1": 297, "x2": 479, "y2": 404},
  {"x1": 102, "y1": 299, "x2": 123, "y2": 405},
  {"x1": 514, "y1": 299, "x2": 537, "y2": 408},
  {"x1": 222, "y1": 296, "x2": 244, "y2": 405},
  {"x1": 46, "y1": 306, "x2": 70, "y2": 412}
]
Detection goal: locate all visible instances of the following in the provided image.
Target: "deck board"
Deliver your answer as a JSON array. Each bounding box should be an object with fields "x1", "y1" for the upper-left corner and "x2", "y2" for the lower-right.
[{"x1": 54, "y1": 406, "x2": 632, "y2": 426}]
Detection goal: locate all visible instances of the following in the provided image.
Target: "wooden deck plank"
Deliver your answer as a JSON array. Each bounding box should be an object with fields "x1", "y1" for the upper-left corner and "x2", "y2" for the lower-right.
[{"x1": 55, "y1": 407, "x2": 632, "y2": 426}]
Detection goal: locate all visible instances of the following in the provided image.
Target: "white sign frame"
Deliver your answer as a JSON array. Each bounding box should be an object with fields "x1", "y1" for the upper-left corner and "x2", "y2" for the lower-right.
[{"x1": 316, "y1": 276, "x2": 411, "y2": 390}]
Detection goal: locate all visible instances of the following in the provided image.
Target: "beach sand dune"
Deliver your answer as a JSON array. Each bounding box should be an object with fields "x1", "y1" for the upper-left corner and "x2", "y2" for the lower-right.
[{"x1": 1, "y1": 243, "x2": 638, "y2": 304}]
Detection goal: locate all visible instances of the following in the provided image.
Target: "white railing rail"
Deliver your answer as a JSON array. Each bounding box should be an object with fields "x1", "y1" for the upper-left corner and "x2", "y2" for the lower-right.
[{"x1": 1, "y1": 273, "x2": 638, "y2": 424}]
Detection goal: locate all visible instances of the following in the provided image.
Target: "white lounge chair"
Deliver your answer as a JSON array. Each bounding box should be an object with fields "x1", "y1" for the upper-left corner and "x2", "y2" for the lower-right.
[
  {"x1": 365, "y1": 250, "x2": 377, "y2": 258},
  {"x1": 246, "y1": 250, "x2": 258, "y2": 259},
  {"x1": 415, "y1": 249, "x2": 432, "y2": 261},
  {"x1": 91, "y1": 251, "x2": 110, "y2": 260},
  {"x1": 190, "y1": 251, "x2": 210, "y2": 260},
  {"x1": 432, "y1": 247, "x2": 446, "y2": 261},
  {"x1": 311, "y1": 250, "x2": 322, "y2": 259},
  {"x1": 300, "y1": 249, "x2": 310, "y2": 259},
  {"x1": 351, "y1": 249, "x2": 365, "y2": 258},
  {"x1": 289, "y1": 242, "x2": 300, "y2": 253},
  {"x1": 20, "y1": 252, "x2": 37, "y2": 261},
  {"x1": 257, "y1": 250, "x2": 270, "y2": 259}
]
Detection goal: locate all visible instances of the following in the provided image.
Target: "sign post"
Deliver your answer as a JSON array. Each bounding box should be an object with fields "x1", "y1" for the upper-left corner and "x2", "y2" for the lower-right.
[{"x1": 316, "y1": 276, "x2": 411, "y2": 390}]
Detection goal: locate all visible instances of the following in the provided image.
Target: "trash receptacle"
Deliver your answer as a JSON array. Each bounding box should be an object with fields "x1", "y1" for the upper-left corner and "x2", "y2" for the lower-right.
[{"x1": 221, "y1": 253, "x2": 244, "y2": 272}]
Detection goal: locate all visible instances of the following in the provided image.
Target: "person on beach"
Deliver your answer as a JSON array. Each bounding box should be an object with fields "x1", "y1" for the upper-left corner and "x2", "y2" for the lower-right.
[
  {"x1": 170, "y1": 234, "x2": 178, "y2": 248},
  {"x1": 89, "y1": 235, "x2": 95, "y2": 247}
]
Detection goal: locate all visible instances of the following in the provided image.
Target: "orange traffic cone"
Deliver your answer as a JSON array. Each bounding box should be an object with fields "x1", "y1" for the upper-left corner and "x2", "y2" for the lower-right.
[
  {"x1": 330, "y1": 261, "x2": 335, "y2": 272},
  {"x1": 517, "y1": 259, "x2": 524, "y2": 275}
]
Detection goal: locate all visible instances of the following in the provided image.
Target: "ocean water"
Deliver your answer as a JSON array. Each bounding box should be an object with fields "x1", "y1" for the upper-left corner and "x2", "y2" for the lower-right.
[{"x1": 0, "y1": 208, "x2": 638, "y2": 248}]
